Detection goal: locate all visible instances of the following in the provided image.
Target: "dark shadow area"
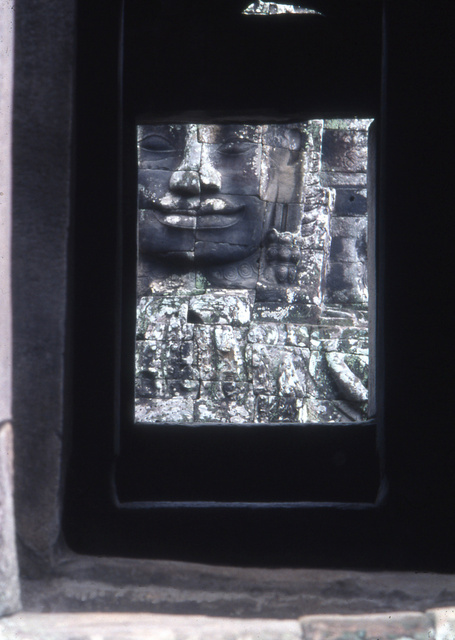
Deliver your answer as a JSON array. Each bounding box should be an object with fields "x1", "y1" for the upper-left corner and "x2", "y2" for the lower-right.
[{"x1": 62, "y1": 0, "x2": 455, "y2": 571}]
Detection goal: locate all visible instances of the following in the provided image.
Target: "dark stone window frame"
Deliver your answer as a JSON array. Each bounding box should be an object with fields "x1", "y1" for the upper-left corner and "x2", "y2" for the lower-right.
[{"x1": 64, "y1": 0, "x2": 455, "y2": 570}]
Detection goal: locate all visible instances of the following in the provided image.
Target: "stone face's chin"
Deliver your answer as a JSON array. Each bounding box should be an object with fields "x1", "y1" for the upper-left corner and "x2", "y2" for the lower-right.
[
  {"x1": 193, "y1": 241, "x2": 259, "y2": 266},
  {"x1": 153, "y1": 242, "x2": 261, "y2": 267}
]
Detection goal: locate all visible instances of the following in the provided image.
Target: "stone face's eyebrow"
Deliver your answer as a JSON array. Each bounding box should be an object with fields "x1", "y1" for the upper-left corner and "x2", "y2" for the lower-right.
[{"x1": 198, "y1": 125, "x2": 262, "y2": 144}]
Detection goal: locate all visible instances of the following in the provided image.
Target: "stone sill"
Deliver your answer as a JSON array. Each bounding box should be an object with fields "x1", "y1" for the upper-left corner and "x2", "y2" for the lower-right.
[
  {"x1": 16, "y1": 553, "x2": 455, "y2": 618},
  {"x1": 1, "y1": 609, "x2": 454, "y2": 640}
]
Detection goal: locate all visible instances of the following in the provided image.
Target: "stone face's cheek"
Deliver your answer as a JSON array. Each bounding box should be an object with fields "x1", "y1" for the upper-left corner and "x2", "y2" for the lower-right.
[
  {"x1": 195, "y1": 196, "x2": 265, "y2": 244},
  {"x1": 201, "y1": 142, "x2": 262, "y2": 196},
  {"x1": 138, "y1": 169, "x2": 172, "y2": 208}
]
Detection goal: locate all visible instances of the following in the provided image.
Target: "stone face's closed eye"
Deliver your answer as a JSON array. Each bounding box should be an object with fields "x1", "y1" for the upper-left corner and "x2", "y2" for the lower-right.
[
  {"x1": 217, "y1": 140, "x2": 253, "y2": 155},
  {"x1": 141, "y1": 135, "x2": 175, "y2": 152}
]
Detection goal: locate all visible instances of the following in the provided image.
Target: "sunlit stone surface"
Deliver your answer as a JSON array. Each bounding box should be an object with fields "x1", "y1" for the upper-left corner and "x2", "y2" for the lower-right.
[
  {"x1": 243, "y1": 2, "x2": 323, "y2": 16},
  {"x1": 135, "y1": 120, "x2": 372, "y2": 424}
]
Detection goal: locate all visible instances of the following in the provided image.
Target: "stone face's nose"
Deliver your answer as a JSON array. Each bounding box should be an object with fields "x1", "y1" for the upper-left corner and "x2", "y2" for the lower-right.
[
  {"x1": 168, "y1": 125, "x2": 222, "y2": 197},
  {"x1": 199, "y1": 161, "x2": 222, "y2": 193},
  {"x1": 169, "y1": 170, "x2": 201, "y2": 195}
]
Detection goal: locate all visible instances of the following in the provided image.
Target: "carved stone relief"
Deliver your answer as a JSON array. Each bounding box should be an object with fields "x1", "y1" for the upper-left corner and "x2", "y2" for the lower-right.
[{"x1": 135, "y1": 120, "x2": 371, "y2": 424}]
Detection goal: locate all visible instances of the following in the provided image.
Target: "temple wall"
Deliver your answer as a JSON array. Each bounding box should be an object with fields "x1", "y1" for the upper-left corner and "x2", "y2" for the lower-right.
[{"x1": 1, "y1": 0, "x2": 455, "y2": 636}]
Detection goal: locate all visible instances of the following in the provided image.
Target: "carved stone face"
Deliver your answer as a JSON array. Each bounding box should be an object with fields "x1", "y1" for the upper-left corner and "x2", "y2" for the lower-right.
[{"x1": 138, "y1": 124, "x2": 271, "y2": 265}]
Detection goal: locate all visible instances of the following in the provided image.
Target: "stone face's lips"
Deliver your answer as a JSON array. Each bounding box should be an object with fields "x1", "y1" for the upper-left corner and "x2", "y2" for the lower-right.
[
  {"x1": 153, "y1": 205, "x2": 244, "y2": 229},
  {"x1": 159, "y1": 213, "x2": 196, "y2": 229},
  {"x1": 197, "y1": 214, "x2": 240, "y2": 229}
]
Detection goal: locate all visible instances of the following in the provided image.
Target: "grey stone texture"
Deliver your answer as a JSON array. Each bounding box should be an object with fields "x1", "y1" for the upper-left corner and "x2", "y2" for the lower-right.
[
  {"x1": 11, "y1": 0, "x2": 75, "y2": 566},
  {"x1": 1, "y1": 608, "x2": 454, "y2": 640},
  {"x1": 136, "y1": 120, "x2": 371, "y2": 423},
  {"x1": 136, "y1": 294, "x2": 369, "y2": 423},
  {"x1": 428, "y1": 608, "x2": 455, "y2": 640},
  {"x1": 14, "y1": 555, "x2": 455, "y2": 617},
  {"x1": 0, "y1": 610, "x2": 451, "y2": 640},
  {"x1": 299, "y1": 612, "x2": 433, "y2": 640},
  {"x1": 0, "y1": 613, "x2": 300, "y2": 640},
  {"x1": 0, "y1": 0, "x2": 13, "y2": 424},
  {"x1": 0, "y1": 423, "x2": 21, "y2": 616},
  {"x1": 0, "y1": 0, "x2": 21, "y2": 617}
]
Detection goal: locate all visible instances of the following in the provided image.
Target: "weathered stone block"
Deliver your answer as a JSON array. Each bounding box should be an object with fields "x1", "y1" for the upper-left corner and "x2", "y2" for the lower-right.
[
  {"x1": 311, "y1": 327, "x2": 368, "y2": 356},
  {"x1": 260, "y1": 145, "x2": 305, "y2": 203},
  {"x1": 323, "y1": 118, "x2": 373, "y2": 131},
  {"x1": 0, "y1": 423, "x2": 21, "y2": 616},
  {"x1": 298, "y1": 211, "x2": 330, "y2": 252},
  {"x1": 429, "y1": 608, "x2": 455, "y2": 640},
  {"x1": 136, "y1": 333, "x2": 196, "y2": 382},
  {"x1": 286, "y1": 324, "x2": 310, "y2": 347},
  {"x1": 0, "y1": 613, "x2": 302, "y2": 640},
  {"x1": 214, "y1": 325, "x2": 248, "y2": 381},
  {"x1": 325, "y1": 352, "x2": 368, "y2": 402},
  {"x1": 164, "y1": 338, "x2": 196, "y2": 380},
  {"x1": 262, "y1": 124, "x2": 304, "y2": 150},
  {"x1": 333, "y1": 188, "x2": 368, "y2": 216},
  {"x1": 247, "y1": 322, "x2": 287, "y2": 345},
  {"x1": 301, "y1": 398, "x2": 355, "y2": 423},
  {"x1": 308, "y1": 352, "x2": 339, "y2": 400},
  {"x1": 195, "y1": 382, "x2": 255, "y2": 423},
  {"x1": 304, "y1": 187, "x2": 331, "y2": 212},
  {"x1": 188, "y1": 291, "x2": 252, "y2": 326},
  {"x1": 136, "y1": 340, "x2": 165, "y2": 379},
  {"x1": 278, "y1": 203, "x2": 305, "y2": 234},
  {"x1": 325, "y1": 262, "x2": 368, "y2": 305},
  {"x1": 304, "y1": 398, "x2": 368, "y2": 422},
  {"x1": 330, "y1": 236, "x2": 367, "y2": 263},
  {"x1": 331, "y1": 216, "x2": 367, "y2": 239},
  {"x1": 137, "y1": 262, "x2": 200, "y2": 298},
  {"x1": 307, "y1": 150, "x2": 322, "y2": 173},
  {"x1": 305, "y1": 120, "x2": 324, "y2": 154},
  {"x1": 253, "y1": 302, "x2": 320, "y2": 324},
  {"x1": 295, "y1": 251, "x2": 326, "y2": 305},
  {"x1": 194, "y1": 326, "x2": 217, "y2": 381},
  {"x1": 135, "y1": 397, "x2": 194, "y2": 423},
  {"x1": 322, "y1": 129, "x2": 369, "y2": 173},
  {"x1": 320, "y1": 172, "x2": 367, "y2": 188},
  {"x1": 250, "y1": 345, "x2": 309, "y2": 396},
  {"x1": 136, "y1": 376, "x2": 200, "y2": 399},
  {"x1": 256, "y1": 395, "x2": 305, "y2": 423},
  {"x1": 194, "y1": 326, "x2": 248, "y2": 382},
  {"x1": 300, "y1": 612, "x2": 433, "y2": 640},
  {"x1": 137, "y1": 295, "x2": 188, "y2": 330}
]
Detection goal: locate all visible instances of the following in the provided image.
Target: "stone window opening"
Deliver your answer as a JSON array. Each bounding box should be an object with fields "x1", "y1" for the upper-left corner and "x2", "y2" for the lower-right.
[
  {"x1": 64, "y1": 0, "x2": 384, "y2": 558},
  {"x1": 134, "y1": 119, "x2": 373, "y2": 426},
  {"x1": 3, "y1": 3, "x2": 454, "y2": 622}
]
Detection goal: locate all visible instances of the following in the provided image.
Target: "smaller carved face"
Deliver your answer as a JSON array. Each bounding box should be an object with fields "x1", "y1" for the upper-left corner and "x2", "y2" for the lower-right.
[{"x1": 138, "y1": 124, "x2": 272, "y2": 265}]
